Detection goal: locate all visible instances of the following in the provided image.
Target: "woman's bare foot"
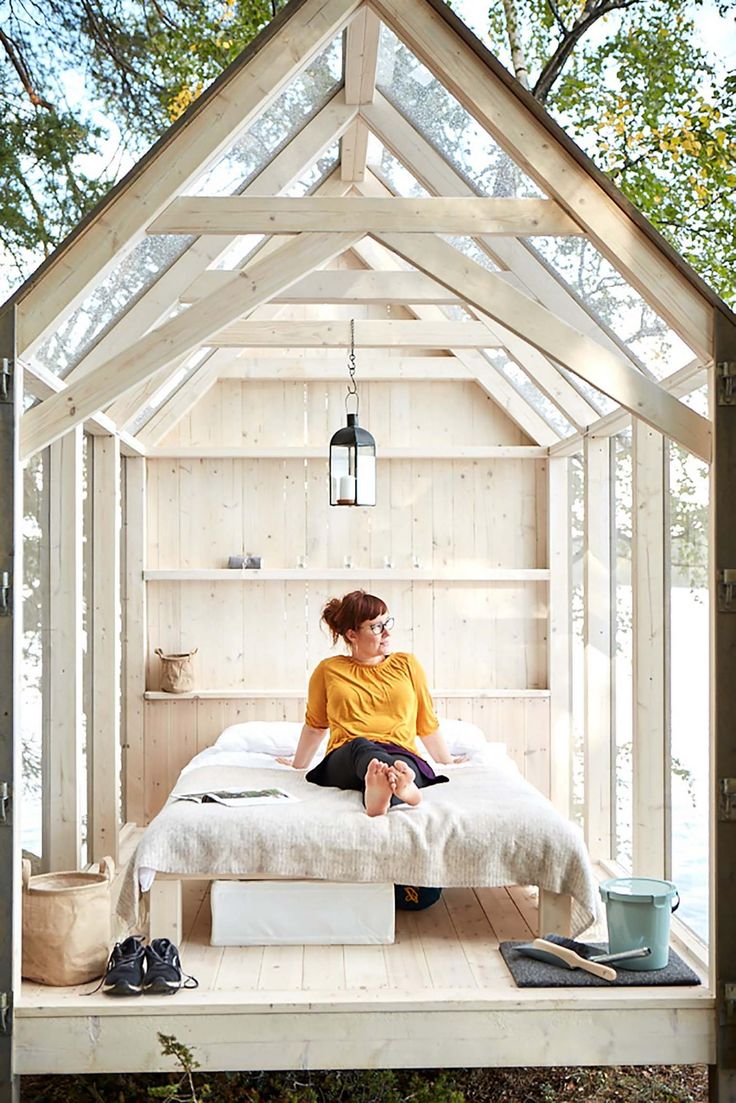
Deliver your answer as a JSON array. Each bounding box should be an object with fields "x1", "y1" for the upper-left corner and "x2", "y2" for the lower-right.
[
  {"x1": 387, "y1": 761, "x2": 422, "y2": 807},
  {"x1": 364, "y1": 759, "x2": 393, "y2": 817}
]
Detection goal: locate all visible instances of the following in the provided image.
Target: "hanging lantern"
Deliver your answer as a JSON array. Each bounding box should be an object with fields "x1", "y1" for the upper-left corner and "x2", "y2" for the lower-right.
[{"x1": 329, "y1": 319, "x2": 376, "y2": 507}]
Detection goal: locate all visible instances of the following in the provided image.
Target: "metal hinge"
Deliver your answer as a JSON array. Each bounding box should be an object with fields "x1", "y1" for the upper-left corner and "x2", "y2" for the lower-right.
[
  {"x1": 717, "y1": 361, "x2": 736, "y2": 406},
  {"x1": 0, "y1": 782, "x2": 9, "y2": 826},
  {"x1": 0, "y1": 992, "x2": 11, "y2": 1035},
  {"x1": 0, "y1": 571, "x2": 10, "y2": 617},
  {"x1": 717, "y1": 569, "x2": 736, "y2": 612},
  {"x1": 725, "y1": 983, "x2": 736, "y2": 1022},
  {"x1": 0, "y1": 358, "x2": 12, "y2": 403},
  {"x1": 719, "y1": 778, "x2": 736, "y2": 821}
]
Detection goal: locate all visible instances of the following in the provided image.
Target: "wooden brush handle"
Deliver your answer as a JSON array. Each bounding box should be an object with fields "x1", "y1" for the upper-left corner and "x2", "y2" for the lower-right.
[{"x1": 532, "y1": 940, "x2": 617, "y2": 982}]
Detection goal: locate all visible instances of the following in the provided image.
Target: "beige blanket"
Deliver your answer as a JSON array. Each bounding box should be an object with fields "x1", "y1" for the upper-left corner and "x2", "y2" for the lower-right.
[{"x1": 119, "y1": 759, "x2": 598, "y2": 935}]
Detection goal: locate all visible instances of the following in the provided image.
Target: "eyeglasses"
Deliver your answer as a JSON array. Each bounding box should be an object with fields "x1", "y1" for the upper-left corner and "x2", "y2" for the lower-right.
[{"x1": 365, "y1": 617, "x2": 395, "y2": 635}]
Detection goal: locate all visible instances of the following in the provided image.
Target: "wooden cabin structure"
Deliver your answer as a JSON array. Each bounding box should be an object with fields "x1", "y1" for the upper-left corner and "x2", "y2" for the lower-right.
[{"x1": 1, "y1": 0, "x2": 735, "y2": 1096}]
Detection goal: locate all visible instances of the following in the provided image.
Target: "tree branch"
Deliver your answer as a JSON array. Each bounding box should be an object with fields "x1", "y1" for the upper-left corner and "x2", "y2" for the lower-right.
[
  {"x1": 0, "y1": 27, "x2": 54, "y2": 108},
  {"x1": 501, "y1": 0, "x2": 531, "y2": 89},
  {"x1": 533, "y1": 0, "x2": 644, "y2": 103}
]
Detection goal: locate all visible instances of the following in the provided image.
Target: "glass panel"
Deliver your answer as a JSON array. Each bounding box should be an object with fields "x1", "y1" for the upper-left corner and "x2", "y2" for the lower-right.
[
  {"x1": 186, "y1": 37, "x2": 342, "y2": 197},
  {"x1": 31, "y1": 36, "x2": 343, "y2": 379},
  {"x1": 22, "y1": 451, "x2": 47, "y2": 862},
  {"x1": 211, "y1": 142, "x2": 340, "y2": 271},
  {"x1": 570, "y1": 453, "x2": 585, "y2": 827},
  {"x1": 376, "y1": 24, "x2": 545, "y2": 198},
  {"x1": 32, "y1": 234, "x2": 194, "y2": 379},
  {"x1": 668, "y1": 441, "x2": 709, "y2": 943},
  {"x1": 484, "y1": 349, "x2": 573, "y2": 436},
  {"x1": 369, "y1": 142, "x2": 430, "y2": 198},
  {"x1": 528, "y1": 237, "x2": 696, "y2": 380},
  {"x1": 681, "y1": 382, "x2": 708, "y2": 417},
  {"x1": 613, "y1": 428, "x2": 633, "y2": 867},
  {"x1": 127, "y1": 348, "x2": 212, "y2": 435}
]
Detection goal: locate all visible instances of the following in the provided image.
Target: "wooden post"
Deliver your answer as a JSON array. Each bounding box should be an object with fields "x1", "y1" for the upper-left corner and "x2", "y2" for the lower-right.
[
  {"x1": 89, "y1": 436, "x2": 121, "y2": 862},
  {"x1": 0, "y1": 305, "x2": 20, "y2": 1100},
  {"x1": 122, "y1": 458, "x2": 147, "y2": 827},
  {"x1": 711, "y1": 309, "x2": 736, "y2": 1101},
  {"x1": 45, "y1": 429, "x2": 83, "y2": 870},
  {"x1": 631, "y1": 421, "x2": 667, "y2": 877},
  {"x1": 583, "y1": 437, "x2": 613, "y2": 860},
  {"x1": 548, "y1": 457, "x2": 572, "y2": 816}
]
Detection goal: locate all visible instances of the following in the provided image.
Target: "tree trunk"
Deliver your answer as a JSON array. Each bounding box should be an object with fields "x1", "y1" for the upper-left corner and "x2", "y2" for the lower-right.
[{"x1": 501, "y1": 0, "x2": 531, "y2": 90}]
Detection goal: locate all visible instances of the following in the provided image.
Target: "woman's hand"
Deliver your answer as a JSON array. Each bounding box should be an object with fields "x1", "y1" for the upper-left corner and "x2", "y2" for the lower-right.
[
  {"x1": 452, "y1": 754, "x2": 470, "y2": 764},
  {"x1": 275, "y1": 755, "x2": 297, "y2": 767}
]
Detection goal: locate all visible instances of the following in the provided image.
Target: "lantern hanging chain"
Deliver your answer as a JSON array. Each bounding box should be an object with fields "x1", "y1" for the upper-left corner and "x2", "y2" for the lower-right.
[
  {"x1": 347, "y1": 318, "x2": 357, "y2": 396},
  {"x1": 345, "y1": 318, "x2": 359, "y2": 417}
]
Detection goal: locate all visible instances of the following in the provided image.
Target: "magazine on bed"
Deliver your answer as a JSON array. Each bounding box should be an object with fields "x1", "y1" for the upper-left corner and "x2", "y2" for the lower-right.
[{"x1": 173, "y1": 787, "x2": 299, "y2": 808}]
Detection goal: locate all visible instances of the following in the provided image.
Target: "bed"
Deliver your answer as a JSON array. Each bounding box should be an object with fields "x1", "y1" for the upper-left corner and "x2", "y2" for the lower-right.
[{"x1": 118, "y1": 720, "x2": 599, "y2": 941}]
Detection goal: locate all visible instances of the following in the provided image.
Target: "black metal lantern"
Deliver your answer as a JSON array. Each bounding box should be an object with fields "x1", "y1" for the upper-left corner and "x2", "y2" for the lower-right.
[{"x1": 329, "y1": 320, "x2": 376, "y2": 507}]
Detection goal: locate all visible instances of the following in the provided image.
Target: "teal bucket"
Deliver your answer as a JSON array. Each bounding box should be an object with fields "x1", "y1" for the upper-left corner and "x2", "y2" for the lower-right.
[{"x1": 599, "y1": 877, "x2": 680, "y2": 970}]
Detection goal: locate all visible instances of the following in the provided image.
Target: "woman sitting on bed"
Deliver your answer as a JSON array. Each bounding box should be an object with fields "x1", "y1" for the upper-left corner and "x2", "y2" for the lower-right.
[{"x1": 277, "y1": 590, "x2": 463, "y2": 816}]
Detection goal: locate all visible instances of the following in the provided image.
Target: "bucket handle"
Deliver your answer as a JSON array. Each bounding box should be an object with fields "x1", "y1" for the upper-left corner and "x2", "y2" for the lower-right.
[{"x1": 671, "y1": 892, "x2": 680, "y2": 914}]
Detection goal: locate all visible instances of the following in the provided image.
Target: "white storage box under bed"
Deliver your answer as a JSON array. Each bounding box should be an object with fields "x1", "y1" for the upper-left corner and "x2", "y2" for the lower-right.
[{"x1": 210, "y1": 880, "x2": 396, "y2": 946}]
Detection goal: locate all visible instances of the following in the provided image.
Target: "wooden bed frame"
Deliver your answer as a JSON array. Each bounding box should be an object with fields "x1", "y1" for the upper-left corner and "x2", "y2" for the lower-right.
[{"x1": 149, "y1": 874, "x2": 573, "y2": 946}]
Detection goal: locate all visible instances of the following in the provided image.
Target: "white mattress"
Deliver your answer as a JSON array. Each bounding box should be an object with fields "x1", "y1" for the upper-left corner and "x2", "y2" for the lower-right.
[{"x1": 119, "y1": 744, "x2": 599, "y2": 935}]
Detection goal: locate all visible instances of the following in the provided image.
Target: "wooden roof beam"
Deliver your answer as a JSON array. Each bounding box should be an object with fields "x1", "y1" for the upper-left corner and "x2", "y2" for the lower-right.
[
  {"x1": 148, "y1": 196, "x2": 582, "y2": 236},
  {"x1": 208, "y1": 318, "x2": 504, "y2": 348},
  {"x1": 13, "y1": 0, "x2": 363, "y2": 358},
  {"x1": 20, "y1": 230, "x2": 364, "y2": 460},
  {"x1": 181, "y1": 268, "x2": 464, "y2": 304},
  {"x1": 214, "y1": 354, "x2": 472, "y2": 380},
  {"x1": 370, "y1": 0, "x2": 713, "y2": 359},
  {"x1": 375, "y1": 230, "x2": 711, "y2": 461},
  {"x1": 341, "y1": 7, "x2": 380, "y2": 181}
]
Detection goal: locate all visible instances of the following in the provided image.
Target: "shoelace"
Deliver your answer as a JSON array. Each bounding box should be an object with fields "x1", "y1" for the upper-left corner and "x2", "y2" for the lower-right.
[{"x1": 85, "y1": 937, "x2": 145, "y2": 995}]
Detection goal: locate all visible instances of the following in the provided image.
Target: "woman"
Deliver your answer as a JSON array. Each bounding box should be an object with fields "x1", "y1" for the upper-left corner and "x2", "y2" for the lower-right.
[{"x1": 277, "y1": 590, "x2": 462, "y2": 816}]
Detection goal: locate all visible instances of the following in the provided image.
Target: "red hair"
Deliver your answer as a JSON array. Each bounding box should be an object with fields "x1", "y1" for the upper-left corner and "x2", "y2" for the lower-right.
[{"x1": 322, "y1": 590, "x2": 387, "y2": 644}]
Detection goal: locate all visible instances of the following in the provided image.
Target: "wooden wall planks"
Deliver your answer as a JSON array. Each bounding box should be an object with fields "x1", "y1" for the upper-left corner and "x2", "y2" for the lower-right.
[{"x1": 140, "y1": 376, "x2": 550, "y2": 820}]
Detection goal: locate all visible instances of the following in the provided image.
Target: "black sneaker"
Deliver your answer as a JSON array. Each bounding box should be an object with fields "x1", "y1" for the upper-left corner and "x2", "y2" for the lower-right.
[
  {"x1": 143, "y1": 938, "x2": 198, "y2": 995},
  {"x1": 101, "y1": 935, "x2": 145, "y2": 996}
]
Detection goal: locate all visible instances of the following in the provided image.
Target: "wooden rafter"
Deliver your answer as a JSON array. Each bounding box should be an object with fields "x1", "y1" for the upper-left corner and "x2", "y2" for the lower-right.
[
  {"x1": 20, "y1": 231, "x2": 363, "y2": 459},
  {"x1": 181, "y1": 268, "x2": 462, "y2": 304},
  {"x1": 14, "y1": 0, "x2": 363, "y2": 358},
  {"x1": 369, "y1": 0, "x2": 713, "y2": 358},
  {"x1": 341, "y1": 7, "x2": 380, "y2": 180},
  {"x1": 148, "y1": 196, "x2": 582, "y2": 236},
  {"x1": 362, "y1": 93, "x2": 658, "y2": 376},
  {"x1": 374, "y1": 230, "x2": 711, "y2": 461}
]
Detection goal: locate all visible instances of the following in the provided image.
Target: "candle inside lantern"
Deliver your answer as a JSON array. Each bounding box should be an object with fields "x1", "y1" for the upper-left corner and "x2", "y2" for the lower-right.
[{"x1": 338, "y1": 474, "x2": 356, "y2": 504}]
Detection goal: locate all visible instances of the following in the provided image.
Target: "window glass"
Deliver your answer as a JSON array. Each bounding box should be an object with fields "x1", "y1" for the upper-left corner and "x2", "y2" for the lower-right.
[
  {"x1": 528, "y1": 237, "x2": 696, "y2": 380},
  {"x1": 613, "y1": 428, "x2": 633, "y2": 867},
  {"x1": 31, "y1": 37, "x2": 343, "y2": 379},
  {"x1": 376, "y1": 24, "x2": 545, "y2": 198},
  {"x1": 668, "y1": 439, "x2": 709, "y2": 944},
  {"x1": 484, "y1": 349, "x2": 573, "y2": 436},
  {"x1": 570, "y1": 453, "x2": 585, "y2": 827},
  {"x1": 22, "y1": 451, "x2": 47, "y2": 862}
]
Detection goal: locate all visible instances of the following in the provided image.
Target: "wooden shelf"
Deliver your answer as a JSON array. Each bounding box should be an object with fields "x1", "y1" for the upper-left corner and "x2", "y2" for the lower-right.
[
  {"x1": 144, "y1": 688, "x2": 551, "y2": 700},
  {"x1": 144, "y1": 568, "x2": 550, "y2": 582},
  {"x1": 148, "y1": 446, "x2": 548, "y2": 460}
]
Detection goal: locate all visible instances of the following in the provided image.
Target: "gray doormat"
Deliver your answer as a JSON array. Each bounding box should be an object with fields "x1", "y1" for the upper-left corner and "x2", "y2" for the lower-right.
[{"x1": 499, "y1": 941, "x2": 701, "y2": 987}]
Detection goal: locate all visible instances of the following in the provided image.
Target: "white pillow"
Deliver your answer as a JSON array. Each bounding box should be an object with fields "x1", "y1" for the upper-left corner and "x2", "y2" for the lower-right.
[
  {"x1": 215, "y1": 720, "x2": 303, "y2": 755},
  {"x1": 436, "y1": 718, "x2": 505, "y2": 759}
]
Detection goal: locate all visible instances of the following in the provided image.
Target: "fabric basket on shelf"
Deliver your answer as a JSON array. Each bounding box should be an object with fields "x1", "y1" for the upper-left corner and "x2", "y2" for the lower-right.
[
  {"x1": 155, "y1": 648, "x2": 197, "y2": 693},
  {"x1": 22, "y1": 857, "x2": 115, "y2": 986}
]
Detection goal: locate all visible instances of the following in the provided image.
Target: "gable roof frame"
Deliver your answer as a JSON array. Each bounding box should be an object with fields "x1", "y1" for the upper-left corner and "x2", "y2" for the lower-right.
[
  {"x1": 361, "y1": 91, "x2": 671, "y2": 384},
  {"x1": 368, "y1": 0, "x2": 735, "y2": 361},
  {"x1": 8, "y1": 0, "x2": 364, "y2": 361},
  {"x1": 67, "y1": 90, "x2": 359, "y2": 399},
  {"x1": 353, "y1": 173, "x2": 598, "y2": 431}
]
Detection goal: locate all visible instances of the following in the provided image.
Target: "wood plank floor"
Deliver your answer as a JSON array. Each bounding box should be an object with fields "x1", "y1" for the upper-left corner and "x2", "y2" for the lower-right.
[{"x1": 19, "y1": 882, "x2": 708, "y2": 1008}]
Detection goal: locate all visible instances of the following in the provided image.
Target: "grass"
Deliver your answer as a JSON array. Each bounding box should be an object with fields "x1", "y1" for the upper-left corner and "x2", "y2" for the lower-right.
[{"x1": 20, "y1": 1065, "x2": 709, "y2": 1102}]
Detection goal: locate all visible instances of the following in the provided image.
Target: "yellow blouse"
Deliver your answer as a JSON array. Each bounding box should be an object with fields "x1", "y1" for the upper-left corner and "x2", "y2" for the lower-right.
[{"x1": 305, "y1": 652, "x2": 439, "y2": 756}]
